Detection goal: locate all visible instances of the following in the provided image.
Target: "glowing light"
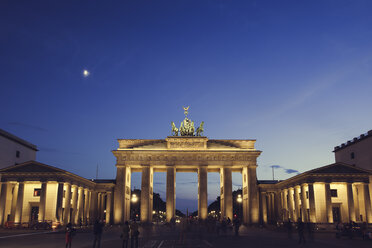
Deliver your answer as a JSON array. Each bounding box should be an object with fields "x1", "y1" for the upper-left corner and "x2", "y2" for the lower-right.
[
  {"x1": 83, "y1": 69, "x2": 90, "y2": 77},
  {"x1": 131, "y1": 194, "x2": 138, "y2": 203},
  {"x1": 152, "y1": 210, "x2": 156, "y2": 214},
  {"x1": 237, "y1": 194, "x2": 242, "y2": 203}
]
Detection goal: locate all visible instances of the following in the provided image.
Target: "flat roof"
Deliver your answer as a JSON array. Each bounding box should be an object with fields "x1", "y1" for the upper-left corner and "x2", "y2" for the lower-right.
[
  {"x1": 0, "y1": 128, "x2": 38, "y2": 151},
  {"x1": 333, "y1": 129, "x2": 372, "y2": 152}
]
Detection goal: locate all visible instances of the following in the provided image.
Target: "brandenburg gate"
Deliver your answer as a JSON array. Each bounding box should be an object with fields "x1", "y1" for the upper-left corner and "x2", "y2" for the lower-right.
[{"x1": 112, "y1": 108, "x2": 261, "y2": 224}]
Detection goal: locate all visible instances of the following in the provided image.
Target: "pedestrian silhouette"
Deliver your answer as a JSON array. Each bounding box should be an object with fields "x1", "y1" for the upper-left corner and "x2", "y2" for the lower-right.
[
  {"x1": 297, "y1": 218, "x2": 306, "y2": 244},
  {"x1": 130, "y1": 220, "x2": 139, "y2": 248},
  {"x1": 65, "y1": 222, "x2": 75, "y2": 248},
  {"x1": 93, "y1": 219, "x2": 104, "y2": 248},
  {"x1": 121, "y1": 221, "x2": 130, "y2": 248}
]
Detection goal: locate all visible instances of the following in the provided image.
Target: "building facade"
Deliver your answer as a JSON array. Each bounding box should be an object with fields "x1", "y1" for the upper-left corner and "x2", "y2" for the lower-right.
[
  {"x1": 0, "y1": 129, "x2": 37, "y2": 169},
  {"x1": 259, "y1": 163, "x2": 372, "y2": 225},
  {"x1": 334, "y1": 129, "x2": 372, "y2": 170},
  {"x1": 0, "y1": 161, "x2": 114, "y2": 227}
]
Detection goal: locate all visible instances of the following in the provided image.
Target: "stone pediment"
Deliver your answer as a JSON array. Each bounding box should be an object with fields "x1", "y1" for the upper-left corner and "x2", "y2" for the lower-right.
[
  {"x1": 308, "y1": 163, "x2": 371, "y2": 175},
  {"x1": 0, "y1": 161, "x2": 65, "y2": 173}
]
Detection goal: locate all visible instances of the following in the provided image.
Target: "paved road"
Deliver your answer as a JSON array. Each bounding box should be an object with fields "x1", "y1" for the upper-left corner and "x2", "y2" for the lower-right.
[{"x1": 0, "y1": 224, "x2": 371, "y2": 248}]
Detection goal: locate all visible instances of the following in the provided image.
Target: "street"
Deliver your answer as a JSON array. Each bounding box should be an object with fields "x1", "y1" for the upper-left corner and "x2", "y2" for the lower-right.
[{"x1": 0, "y1": 224, "x2": 371, "y2": 248}]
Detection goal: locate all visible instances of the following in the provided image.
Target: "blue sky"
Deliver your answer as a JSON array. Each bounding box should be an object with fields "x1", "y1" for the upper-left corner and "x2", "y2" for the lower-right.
[{"x1": 1, "y1": 1, "x2": 372, "y2": 212}]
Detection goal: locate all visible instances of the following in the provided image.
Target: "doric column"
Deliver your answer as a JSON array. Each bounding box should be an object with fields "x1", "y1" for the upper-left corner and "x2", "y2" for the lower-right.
[
  {"x1": 324, "y1": 182, "x2": 333, "y2": 223},
  {"x1": 97, "y1": 193, "x2": 101, "y2": 219},
  {"x1": 105, "y1": 191, "x2": 112, "y2": 224},
  {"x1": 0, "y1": 183, "x2": 9, "y2": 225},
  {"x1": 308, "y1": 183, "x2": 316, "y2": 223},
  {"x1": 300, "y1": 184, "x2": 308, "y2": 222},
  {"x1": 220, "y1": 167, "x2": 233, "y2": 220},
  {"x1": 75, "y1": 187, "x2": 83, "y2": 224},
  {"x1": 14, "y1": 182, "x2": 25, "y2": 224},
  {"x1": 83, "y1": 189, "x2": 89, "y2": 223},
  {"x1": 38, "y1": 181, "x2": 47, "y2": 222},
  {"x1": 363, "y1": 182, "x2": 372, "y2": 223},
  {"x1": 261, "y1": 192, "x2": 267, "y2": 224},
  {"x1": 71, "y1": 185, "x2": 78, "y2": 224},
  {"x1": 347, "y1": 182, "x2": 356, "y2": 222},
  {"x1": 294, "y1": 186, "x2": 300, "y2": 222},
  {"x1": 113, "y1": 166, "x2": 131, "y2": 224},
  {"x1": 55, "y1": 183, "x2": 64, "y2": 222},
  {"x1": 63, "y1": 183, "x2": 71, "y2": 225},
  {"x1": 353, "y1": 185, "x2": 360, "y2": 221},
  {"x1": 242, "y1": 167, "x2": 249, "y2": 224},
  {"x1": 283, "y1": 189, "x2": 288, "y2": 220},
  {"x1": 280, "y1": 191, "x2": 285, "y2": 221},
  {"x1": 166, "y1": 167, "x2": 176, "y2": 222},
  {"x1": 288, "y1": 188, "x2": 294, "y2": 221},
  {"x1": 198, "y1": 166, "x2": 208, "y2": 220},
  {"x1": 141, "y1": 166, "x2": 153, "y2": 223},
  {"x1": 248, "y1": 166, "x2": 259, "y2": 223},
  {"x1": 9, "y1": 183, "x2": 19, "y2": 222},
  {"x1": 266, "y1": 193, "x2": 272, "y2": 222},
  {"x1": 100, "y1": 193, "x2": 105, "y2": 220}
]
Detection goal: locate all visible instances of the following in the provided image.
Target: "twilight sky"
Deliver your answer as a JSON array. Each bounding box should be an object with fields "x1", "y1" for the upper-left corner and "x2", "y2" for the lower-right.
[{"x1": 1, "y1": 1, "x2": 372, "y2": 212}]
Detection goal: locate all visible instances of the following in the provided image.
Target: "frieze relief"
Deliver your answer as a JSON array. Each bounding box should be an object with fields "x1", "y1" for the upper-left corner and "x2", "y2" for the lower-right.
[{"x1": 116, "y1": 152, "x2": 258, "y2": 163}]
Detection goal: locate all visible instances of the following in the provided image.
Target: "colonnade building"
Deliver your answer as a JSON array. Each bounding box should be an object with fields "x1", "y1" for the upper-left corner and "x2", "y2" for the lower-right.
[{"x1": 0, "y1": 126, "x2": 371, "y2": 227}]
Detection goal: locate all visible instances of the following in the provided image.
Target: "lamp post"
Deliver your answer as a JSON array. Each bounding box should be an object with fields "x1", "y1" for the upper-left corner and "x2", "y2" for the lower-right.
[
  {"x1": 237, "y1": 194, "x2": 242, "y2": 219},
  {"x1": 131, "y1": 194, "x2": 138, "y2": 220}
]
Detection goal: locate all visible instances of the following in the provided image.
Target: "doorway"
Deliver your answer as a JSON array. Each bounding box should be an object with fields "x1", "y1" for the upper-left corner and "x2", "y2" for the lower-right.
[
  {"x1": 30, "y1": 206, "x2": 39, "y2": 222},
  {"x1": 332, "y1": 206, "x2": 341, "y2": 223}
]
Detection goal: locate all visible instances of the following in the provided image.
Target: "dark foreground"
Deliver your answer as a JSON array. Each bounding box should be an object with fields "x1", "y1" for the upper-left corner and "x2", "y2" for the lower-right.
[{"x1": 0, "y1": 224, "x2": 371, "y2": 248}]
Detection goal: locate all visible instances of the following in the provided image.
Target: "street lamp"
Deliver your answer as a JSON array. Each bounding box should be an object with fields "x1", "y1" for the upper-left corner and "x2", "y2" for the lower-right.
[
  {"x1": 237, "y1": 194, "x2": 242, "y2": 219},
  {"x1": 131, "y1": 194, "x2": 138, "y2": 203},
  {"x1": 237, "y1": 194, "x2": 242, "y2": 203}
]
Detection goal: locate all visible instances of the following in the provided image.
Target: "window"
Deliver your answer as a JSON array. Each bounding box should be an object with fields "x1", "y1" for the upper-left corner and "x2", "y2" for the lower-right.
[
  {"x1": 331, "y1": 189, "x2": 338, "y2": 197},
  {"x1": 34, "y1": 189, "x2": 41, "y2": 197},
  {"x1": 351, "y1": 152, "x2": 355, "y2": 159},
  {"x1": 306, "y1": 191, "x2": 309, "y2": 199},
  {"x1": 16, "y1": 150, "x2": 20, "y2": 158}
]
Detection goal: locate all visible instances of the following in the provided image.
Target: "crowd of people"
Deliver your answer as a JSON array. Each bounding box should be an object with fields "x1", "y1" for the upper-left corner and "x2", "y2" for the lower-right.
[{"x1": 63, "y1": 216, "x2": 371, "y2": 247}]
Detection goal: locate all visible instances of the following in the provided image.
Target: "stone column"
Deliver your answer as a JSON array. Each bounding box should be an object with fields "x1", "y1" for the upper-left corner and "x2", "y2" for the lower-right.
[
  {"x1": 280, "y1": 191, "x2": 285, "y2": 221},
  {"x1": 353, "y1": 185, "x2": 360, "y2": 221},
  {"x1": 267, "y1": 193, "x2": 272, "y2": 222},
  {"x1": 114, "y1": 166, "x2": 131, "y2": 224},
  {"x1": 100, "y1": 192, "x2": 106, "y2": 220},
  {"x1": 220, "y1": 167, "x2": 233, "y2": 220},
  {"x1": 166, "y1": 167, "x2": 176, "y2": 222},
  {"x1": 75, "y1": 187, "x2": 83, "y2": 224},
  {"x1": 55, "y1": 183, "x2": 64, "y2": 222},
  {"x1": 363, "y1": 183, "x2": 372, "y2": 223},
  {"x1": 14, "y1": 182, "x2": 24, "y2": 225},
  {"x1": 71, "y1": 185, "x2": 78, "y2": 224},
  {"x1": 288, "y1": 188, "x2": 294, "y2": 221},
  {"x1": 248, "y1": 166, "x2": 259, "y2": 223},
  {"x1": 83, "y1": 189, "x2": 89, "y2": 223},
  {"x1": 300, "y1": 184, "x2": 308, "y2": 222},
  {"x1": 324, "y1": 182, "x2": 333, "y2": 223},
  {"x1": 294, "y1": 186, "x2": 301, "y2": 222},
  {"x1": 242, "y1": 167, "x2": 249, "y2": 224},
  {"x1": 283, "y1": 189, "x2": 288, "y2": 220},
  {"x1": 198, "y1": 166, "x2": 208, "y2": 220},
  {"x1": 141, "y1": 166, "x2": 153, "y2": 223},
  {"x1": 308, "y1": 183, "x2": 316, "y2": 223},
  {"x1": 275, "y1": 192, "x2": 281, "y2": 221},
  {"x1": 38, "y1": 181, "x2": 47, "y2": 222},
  {"x1": 63, "y1": 183, "x2": 71, "y2": 225},
  {"x1": 347, "y1": 183, "x2": 356, "y2": 222},
  {"x1": 105, "y1": 191, "x2": 112, "y2": 224},
  {"x1": 0, "y1": 183, "x2": 9, "y2": 225},
  {"x1": 261, "y1": 192, "x2": 267, "y2": 224},
  {"x1": 9, "y1": 183, "x2": 19, "y2": 222}
]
